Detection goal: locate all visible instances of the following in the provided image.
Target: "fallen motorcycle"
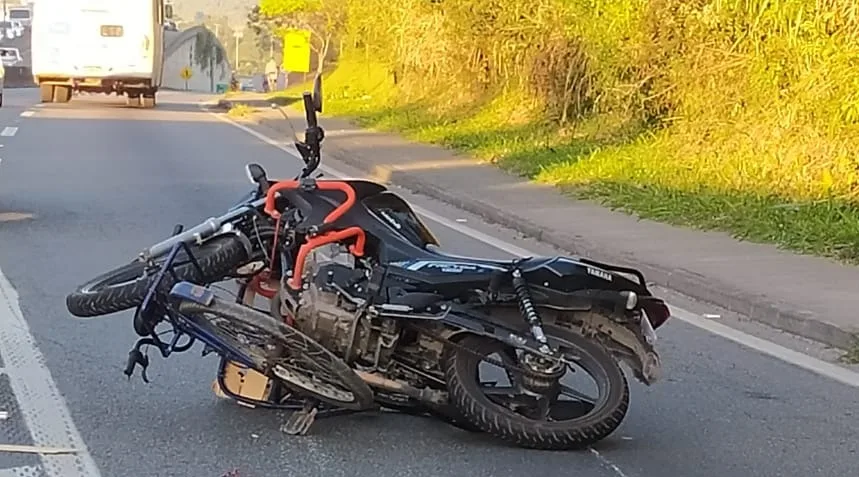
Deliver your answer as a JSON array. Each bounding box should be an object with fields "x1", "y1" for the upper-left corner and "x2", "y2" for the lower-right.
[{"x1": 66, "y1": 76, "x2": 672, "y2": 450}]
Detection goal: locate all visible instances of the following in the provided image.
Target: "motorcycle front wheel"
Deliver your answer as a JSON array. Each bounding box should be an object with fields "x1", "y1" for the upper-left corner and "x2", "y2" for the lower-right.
[
  {"x1": 66, "y1": 236, "x2": 248, "y2": 318},
  {"x1": 443, "y1": 325, "x2": 630, "y2": 451}
]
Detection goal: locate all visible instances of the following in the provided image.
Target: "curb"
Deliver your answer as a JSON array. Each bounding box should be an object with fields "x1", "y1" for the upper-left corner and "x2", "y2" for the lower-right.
[{"x1": 220, "y1": 104, "x2": 858, "y2": 351}]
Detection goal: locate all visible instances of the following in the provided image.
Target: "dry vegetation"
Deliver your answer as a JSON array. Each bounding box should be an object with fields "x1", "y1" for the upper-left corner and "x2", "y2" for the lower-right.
[{"x1": 266, "y1": 0, "x2": 859, "y2": 261}]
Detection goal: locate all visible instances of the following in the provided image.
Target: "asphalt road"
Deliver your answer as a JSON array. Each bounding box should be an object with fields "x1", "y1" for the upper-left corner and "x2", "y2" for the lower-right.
[{"x1": 0, "y1": 88, "x2": 857, "y2": 477}]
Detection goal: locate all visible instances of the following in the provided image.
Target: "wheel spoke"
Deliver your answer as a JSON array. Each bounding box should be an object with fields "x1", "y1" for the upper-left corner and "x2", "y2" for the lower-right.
[{"x1": 558, "y1": 384, "x2": 598, "y2": 405}]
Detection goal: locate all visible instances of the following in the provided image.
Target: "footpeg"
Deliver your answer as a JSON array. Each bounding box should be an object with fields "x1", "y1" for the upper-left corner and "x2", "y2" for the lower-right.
[{"x1": 281, "y1": 399, "x2": 319, "y2": 436}]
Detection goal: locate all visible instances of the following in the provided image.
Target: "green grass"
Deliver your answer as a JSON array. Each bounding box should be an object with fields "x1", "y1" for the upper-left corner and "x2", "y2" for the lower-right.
[
  {"x1": 839, "y1": 340, "x2": 859, "y2": 365},
  {"x1": 277, "y1": 58, "x2": 859, "y2": 263}
]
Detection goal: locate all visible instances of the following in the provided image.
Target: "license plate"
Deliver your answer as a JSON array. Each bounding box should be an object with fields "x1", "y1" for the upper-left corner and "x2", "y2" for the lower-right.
[{"x1": 640, "y1": 312, "x2": 657, "y2": 345}]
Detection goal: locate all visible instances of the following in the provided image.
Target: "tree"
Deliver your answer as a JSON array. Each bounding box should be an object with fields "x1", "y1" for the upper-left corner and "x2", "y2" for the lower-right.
[
  {"x1": 247, "y1": 5, "x2": 283, "y2": 60},
  {"x1": 194, "y1": 29, "x2": 228, "y2": 91},
  {"x1": 259, "y1": 0, "x2": 347, "y2": 74}
]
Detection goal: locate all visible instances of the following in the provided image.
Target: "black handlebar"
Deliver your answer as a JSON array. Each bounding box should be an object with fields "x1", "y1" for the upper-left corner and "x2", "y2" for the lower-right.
[
  {"x1": 297, "y1": 91, "x2": 323, "y2": 179},
  {"x1": 302, "y1": 93, "x2": 317, "y2": 128}
]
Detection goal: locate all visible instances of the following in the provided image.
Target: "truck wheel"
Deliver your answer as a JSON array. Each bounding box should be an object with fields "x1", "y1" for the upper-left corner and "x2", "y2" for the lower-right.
[
  {"x1": 126, "y1": 94, "x2": 140, "y2": 107},
  {"x1": 52, "y1": 86, "x2": 71, "y2": 103},
  {"x1": 39, "y1": 84, "x2": 53, "y2": 103},
  {"x1": 141, "y1": 94, "x2": 155, "y2": 109}
]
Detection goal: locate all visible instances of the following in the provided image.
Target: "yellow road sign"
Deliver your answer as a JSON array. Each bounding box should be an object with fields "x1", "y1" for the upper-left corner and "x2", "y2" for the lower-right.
[
  {"x1": 282, "y1": 29, "x2": 311, "y2": 74},
  {"x1": 180, "y1": 66, "x2": 193, "y2": 80}
]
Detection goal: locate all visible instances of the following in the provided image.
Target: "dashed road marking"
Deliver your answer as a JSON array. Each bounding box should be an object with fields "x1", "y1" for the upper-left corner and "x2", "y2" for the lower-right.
[
  {"x1": 1, "y1": 127, "x2": 18, "y2": 137},
  {"x1": 19, "y1": 111, "x2": 34, "y2": 117},
  {"x1": 0, "y1": 268, "x2": 102, "y2": 477}
]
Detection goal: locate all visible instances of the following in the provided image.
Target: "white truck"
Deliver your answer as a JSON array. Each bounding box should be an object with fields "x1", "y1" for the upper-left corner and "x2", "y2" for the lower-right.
[{"x1": 31, "y1": 0, "x2": 173, "y2": 107}]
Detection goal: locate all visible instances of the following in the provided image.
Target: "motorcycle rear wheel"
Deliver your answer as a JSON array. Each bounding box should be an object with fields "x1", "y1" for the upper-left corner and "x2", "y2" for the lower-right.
[
  {"x1": 66, "y1": 236, "x2": 247, "y2": 318},
  {"x1": 443, "y1": 326, "x2": 630, "y2": 451}
]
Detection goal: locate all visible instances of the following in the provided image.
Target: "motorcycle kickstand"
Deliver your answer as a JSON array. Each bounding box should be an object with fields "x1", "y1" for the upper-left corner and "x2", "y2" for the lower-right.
[{"x1": 281, "y1": 398, "x2": 320, "y2": 436}]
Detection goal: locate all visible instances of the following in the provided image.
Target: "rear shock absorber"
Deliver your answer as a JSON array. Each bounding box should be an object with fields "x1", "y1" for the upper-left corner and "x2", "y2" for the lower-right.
[{"x1": 511, "y1": 268, "x2": 552, "y2": 355}]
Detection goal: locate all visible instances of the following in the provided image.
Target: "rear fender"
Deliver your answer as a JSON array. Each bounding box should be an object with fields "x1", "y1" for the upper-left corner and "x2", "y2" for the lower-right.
[{"x1": 545, "y1": 309, "x2": 662, "y2": 386}]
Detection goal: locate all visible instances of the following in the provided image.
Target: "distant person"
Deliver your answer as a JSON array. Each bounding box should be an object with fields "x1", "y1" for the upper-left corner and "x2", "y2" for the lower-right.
[
  {"x1": 279, "y1": 65, "x2": 289, "y2": 90},
  {"x1": 265, "y1": 58, "x2": 277, "y2": 92}
]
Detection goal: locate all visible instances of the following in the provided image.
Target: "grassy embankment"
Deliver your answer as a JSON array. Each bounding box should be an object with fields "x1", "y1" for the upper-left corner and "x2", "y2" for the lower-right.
[{"x1": 269, "y1": 1, "x2": 859, "y2": 262}]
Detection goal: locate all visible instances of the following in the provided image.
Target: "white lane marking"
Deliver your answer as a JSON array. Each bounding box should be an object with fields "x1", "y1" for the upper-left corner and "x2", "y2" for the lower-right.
[
  {"x1": 0, "y1": 269, "x2": 102, "y2": 477},
  {"x1": 1, "y1": 127, "x2": 17, "y2": 137},
  {"x1": 671, "y1": 307, "x2": 859, "y2": 387},
  {"x1": 590, "y1": 448, "x2": 629, "y2": 477},
  {"x1": 20, "y1": 111, "x2": 34, "y2": 117},
  {"x1": 207, "y1": 106, "x2": 859, "y2": 388},
  {"x1": 0, "y1": 466, "x2": 41, "y2": 477}
]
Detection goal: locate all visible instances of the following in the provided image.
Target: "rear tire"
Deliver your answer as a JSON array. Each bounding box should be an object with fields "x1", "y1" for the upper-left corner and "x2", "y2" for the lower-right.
[
  {"x1": 444, "y1": 329, "x2": 630, "y2": 450},
  {"x1": 66, "y1": 236, "x2": 248, "y2": 318}
]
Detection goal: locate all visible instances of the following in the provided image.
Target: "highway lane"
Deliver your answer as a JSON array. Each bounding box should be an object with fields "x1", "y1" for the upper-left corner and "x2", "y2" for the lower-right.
[{"x1": 0, "y1": 88, "x2": 857, "y2": 477}]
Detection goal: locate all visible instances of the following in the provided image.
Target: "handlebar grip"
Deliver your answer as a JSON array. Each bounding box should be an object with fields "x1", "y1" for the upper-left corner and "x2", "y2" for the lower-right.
[
  {"x1": 145, "y1": 218, "x2": 220, "y2": 258},
  {"x1": 302, "y1": 93, "x2": 317, "y2": 128}
]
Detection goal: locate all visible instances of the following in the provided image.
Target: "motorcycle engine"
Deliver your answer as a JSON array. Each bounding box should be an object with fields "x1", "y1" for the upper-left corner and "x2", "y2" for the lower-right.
[{"x1": 282, "y1": 244, "x2": 399, "y2": 367}]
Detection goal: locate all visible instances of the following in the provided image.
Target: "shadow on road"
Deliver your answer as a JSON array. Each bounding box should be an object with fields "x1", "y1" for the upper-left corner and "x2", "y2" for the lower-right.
[{"x1": 220, "y1": 95, "x2": 300, "y2": 109}]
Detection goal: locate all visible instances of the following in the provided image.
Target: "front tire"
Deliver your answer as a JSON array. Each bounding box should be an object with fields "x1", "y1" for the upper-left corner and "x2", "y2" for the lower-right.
[
  {"x1": 66, "y1": 236, "x2": 248, "y2": 318},
  {"x1": 444, "y1": 328, "x2": 630, "y2": 450}
]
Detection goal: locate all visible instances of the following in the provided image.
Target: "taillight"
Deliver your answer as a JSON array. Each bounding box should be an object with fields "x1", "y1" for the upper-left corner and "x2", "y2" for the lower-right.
[{"x1": 641, "y1": 298, "x2": 671, "y2": 329}]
